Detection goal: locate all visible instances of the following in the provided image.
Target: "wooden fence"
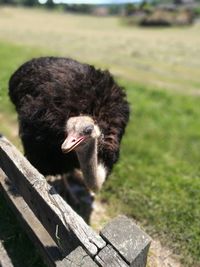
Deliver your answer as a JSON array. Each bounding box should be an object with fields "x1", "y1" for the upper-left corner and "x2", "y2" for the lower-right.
[{"x1": 0, "y1": 136, "x2": 151, "y2": 267}]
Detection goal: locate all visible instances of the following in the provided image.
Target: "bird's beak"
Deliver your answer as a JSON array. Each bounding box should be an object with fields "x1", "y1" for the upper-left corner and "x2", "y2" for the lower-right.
[{"x1": 61, "y1": 133, "x2": 86, "y2": 153}]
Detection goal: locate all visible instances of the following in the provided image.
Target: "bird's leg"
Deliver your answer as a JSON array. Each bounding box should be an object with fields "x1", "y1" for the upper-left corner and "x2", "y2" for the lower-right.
[
  {"x1": 62, "y1": 172, "x2": 95, "y2": 221},
  {"x1": 62, "y1": 173, "x2": 80, "y2": 207},
  {"x1": 72, "y1": 168, "x2": 84, "y2": 185},
  {"x1": 46, "y1": 174, "x2": 78, "y2": 205}
]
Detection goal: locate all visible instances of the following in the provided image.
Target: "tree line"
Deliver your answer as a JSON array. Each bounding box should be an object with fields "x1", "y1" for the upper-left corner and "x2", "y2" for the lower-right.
[{"x1": 0, "y1": 0, "x2": 200, "y2": 14}]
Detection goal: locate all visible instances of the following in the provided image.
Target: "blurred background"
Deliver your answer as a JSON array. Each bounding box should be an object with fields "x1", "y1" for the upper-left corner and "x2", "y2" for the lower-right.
[{"x1": 0, "y1": 0, "x2": 200, "y2": 266}]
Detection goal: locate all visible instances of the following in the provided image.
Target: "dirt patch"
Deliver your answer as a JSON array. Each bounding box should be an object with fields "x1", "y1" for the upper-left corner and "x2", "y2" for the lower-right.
[
  {"x1": 91, "y1": 200, "x2": 182, "y2": 267},
  {"x1": 148, "y1": 240, "x2": 181, "y2": 267}
]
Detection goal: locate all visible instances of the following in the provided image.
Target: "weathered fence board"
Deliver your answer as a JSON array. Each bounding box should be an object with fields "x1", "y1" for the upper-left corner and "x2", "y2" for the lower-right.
[
  {"x1": 0, "y1": 240, "x2": 14, "y2": 267},
  {"x1": 0, "y1": 136, "x2": 151, "y2": 267},
  {"x1": 101, "y1": 216, "x2": 151, "y2": 267},
  {"x1": 65, "y1": 246, "x2": 98, "y2": 267},
  {"x1": 0, "y1": 169, "x2": 98, "y2": 267},
  {"x1": 95, "y1": 244, "x2": 129, "y2": 267},
  {"x1": 0, "y1": 169, "x2": 65, "y2": 267},
  {"x1": 0, "y1": 136, "x2": 105, "y2": 257}
]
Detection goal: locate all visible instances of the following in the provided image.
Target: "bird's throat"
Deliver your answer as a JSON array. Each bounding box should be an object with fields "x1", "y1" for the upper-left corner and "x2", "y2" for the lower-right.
[{"x1": 76, "y1": 138, "x2": 105, "y2": 192}]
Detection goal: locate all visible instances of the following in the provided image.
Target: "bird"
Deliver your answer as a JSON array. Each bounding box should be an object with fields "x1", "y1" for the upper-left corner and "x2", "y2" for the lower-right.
[{"x1": 9, "y1": 57, "x2": 130, "y2": 192}]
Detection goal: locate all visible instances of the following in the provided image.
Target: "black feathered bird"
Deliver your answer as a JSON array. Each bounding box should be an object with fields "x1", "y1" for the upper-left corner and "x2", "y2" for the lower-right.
[{"x1": 9, "y1": 57, "x2": 129, "y2": 192}]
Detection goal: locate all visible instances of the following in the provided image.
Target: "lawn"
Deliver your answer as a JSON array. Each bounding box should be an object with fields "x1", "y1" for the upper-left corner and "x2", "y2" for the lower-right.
[
  {"x1": 0, "y1": 7, "x2": 200, "y2": 94},
  {"x1": 0, "y1": 7, "x2": 200, "y2": 267},
  {"x1": 104, "y1": 82, "x2": 200, "y2": 266}
]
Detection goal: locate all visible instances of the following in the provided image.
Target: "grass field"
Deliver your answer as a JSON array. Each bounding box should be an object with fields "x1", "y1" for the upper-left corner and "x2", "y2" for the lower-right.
[
  {"x1": 0, "y1": 7, "x2": 200, "y2": 267},
  {"x1": 1, "y1": 6, "x2": 200, "y2": 94}
]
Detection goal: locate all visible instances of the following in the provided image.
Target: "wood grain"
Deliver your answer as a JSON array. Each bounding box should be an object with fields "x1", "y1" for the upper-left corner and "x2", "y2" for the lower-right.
[{"x1": 0, "y1": 136, "x2": 106, "y2": 257}]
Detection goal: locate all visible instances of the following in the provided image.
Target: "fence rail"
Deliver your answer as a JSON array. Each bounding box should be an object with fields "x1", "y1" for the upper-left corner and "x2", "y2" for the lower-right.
[{"x1": 0, "y1": 136, "x2": 151, "y2": 267}]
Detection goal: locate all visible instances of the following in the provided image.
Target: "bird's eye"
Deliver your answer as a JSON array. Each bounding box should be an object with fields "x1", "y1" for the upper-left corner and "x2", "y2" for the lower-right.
[{"x1": 83, "y1": 125, "x2": 94, "y2": 135}]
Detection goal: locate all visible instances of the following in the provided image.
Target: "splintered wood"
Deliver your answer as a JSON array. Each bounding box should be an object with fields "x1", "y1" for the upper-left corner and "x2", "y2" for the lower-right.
[
  {"x1": 0, "y1": 240, "x2": 14, "y2": 267},
  {"x1": 0, "y1": 136, "x2": 151, "y2": 267},
  {"x1": 0, "y1": 136, "x2": 105, "y2": 256}
]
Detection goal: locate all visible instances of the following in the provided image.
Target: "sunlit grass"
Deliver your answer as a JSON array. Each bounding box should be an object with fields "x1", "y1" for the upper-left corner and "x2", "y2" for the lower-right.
[
  {"x1": 102, "y1": 82, "x2": 200, "y2": 266},
  {"x1": 0, "y1": 20, "x2": 200, "y2": 266},
  {"x1": 0, "y1": 7, "x2": 200, "y2": 94}
]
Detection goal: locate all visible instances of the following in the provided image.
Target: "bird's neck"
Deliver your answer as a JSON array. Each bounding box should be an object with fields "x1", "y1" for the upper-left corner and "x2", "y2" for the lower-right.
[{"x1": 76, "y1": 138, "x2": 106, "y2": 192}]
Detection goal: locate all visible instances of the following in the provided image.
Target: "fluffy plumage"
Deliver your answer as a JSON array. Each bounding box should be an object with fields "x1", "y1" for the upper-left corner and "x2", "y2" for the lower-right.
[{"x1": 9, "y1": 57, "x2": 129, "y2": 183}]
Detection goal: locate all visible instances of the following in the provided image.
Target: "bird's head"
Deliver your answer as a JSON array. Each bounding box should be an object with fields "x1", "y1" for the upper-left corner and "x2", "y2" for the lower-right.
[{"x1": 61, "y1": 116, "x2": 100, "y2": 153}]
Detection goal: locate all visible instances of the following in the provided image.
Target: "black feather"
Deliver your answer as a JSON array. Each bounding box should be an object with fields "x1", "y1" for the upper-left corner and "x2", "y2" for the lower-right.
[{"x1": 9, "y1": 57, "x2": 130, "y2": 177}]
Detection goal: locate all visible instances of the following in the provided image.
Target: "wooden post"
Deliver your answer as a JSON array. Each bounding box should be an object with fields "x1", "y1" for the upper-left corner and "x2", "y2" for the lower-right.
[
  {"x1": 99, "y1": 216, "x2": 151, "y2": 267},
  {"x1": 0, "y1": 136, "x2": 151, "y2": 267},
  {"x1": 95, "y1": 244, "x2": 129, "y2": 266},
  {"x1": 0, "y1": 169, "x2": 98, "y2": 267},
  {"x1": 0, "y1": 136, "x2": 105, "y2": 257},
  {"x1": 0, "y1": 240, "x2": 14, "y2": 267}
]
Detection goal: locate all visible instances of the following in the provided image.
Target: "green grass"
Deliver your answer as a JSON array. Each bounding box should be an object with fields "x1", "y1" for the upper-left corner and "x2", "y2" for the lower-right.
[
  {"x1": 1, "y1": 7, "x2": 200, "y2": 94},
  {"x1": 0, "y1": 10, "x2": 200, "y2": 266},
  {"x1": 102, "y1": 82, "x2": 200, "y2": 266}
]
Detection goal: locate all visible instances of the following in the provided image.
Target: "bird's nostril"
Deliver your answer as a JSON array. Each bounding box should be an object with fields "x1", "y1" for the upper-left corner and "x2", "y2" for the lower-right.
[{"x1": 72, "y1": 139, "x2": 76, "y2": 142}]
